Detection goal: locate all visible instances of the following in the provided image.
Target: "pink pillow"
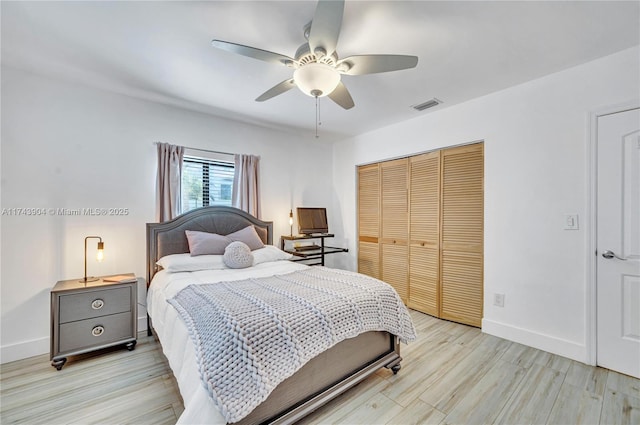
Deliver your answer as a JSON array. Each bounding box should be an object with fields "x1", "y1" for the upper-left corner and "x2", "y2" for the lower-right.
[
  {"x1": 185, "y1": 230, "x2": 232, "y2": 256},
  {"x1": 227, "y1": 226, "x2": 265, "y2": 251}
]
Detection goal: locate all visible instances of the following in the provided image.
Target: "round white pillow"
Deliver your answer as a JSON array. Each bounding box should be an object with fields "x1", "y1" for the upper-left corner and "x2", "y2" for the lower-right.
[{"x1": 223, "y1": 241, "x2": 254, "y2": 269}]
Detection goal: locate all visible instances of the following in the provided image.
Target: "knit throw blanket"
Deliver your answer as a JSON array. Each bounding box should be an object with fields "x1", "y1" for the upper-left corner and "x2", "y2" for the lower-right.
[{"x1": 168, "y1": 266, "x2": 416, "y2": 423}]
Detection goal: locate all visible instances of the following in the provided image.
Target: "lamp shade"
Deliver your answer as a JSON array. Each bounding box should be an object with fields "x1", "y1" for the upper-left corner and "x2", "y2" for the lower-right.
[
  {"x1": 294, "y1": 63, "x2": 341, "y2": 98},
  {"x1": 289, "y1": 209, "x2": 294, "y2": 236},
  {"x1": 96, "y1": 241, "x2": 104, "y2": 262}
]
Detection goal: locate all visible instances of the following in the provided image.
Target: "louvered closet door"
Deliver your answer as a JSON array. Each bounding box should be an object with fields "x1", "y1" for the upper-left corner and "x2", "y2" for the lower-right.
[
  {"x1": 358, "y1": 164, "x2": 380, "y2": 279},
  {"x1": 380, "y1": 158, "x2": 409, "y2": 303},
  {"x1": 408, "y1": 152, "x2": 440, "y2": 316},
  {"x1": 440, "y1": 143, "x2": 484, "y2": 327}
]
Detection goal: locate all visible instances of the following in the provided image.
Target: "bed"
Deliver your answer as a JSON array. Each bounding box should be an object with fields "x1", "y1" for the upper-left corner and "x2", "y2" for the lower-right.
[{"x1": 146, "y1": 206, "x2": 415, "y2": 424}]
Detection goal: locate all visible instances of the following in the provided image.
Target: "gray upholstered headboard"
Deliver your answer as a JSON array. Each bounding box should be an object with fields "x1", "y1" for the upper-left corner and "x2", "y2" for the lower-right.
[{"x1": 146, "y1": 206, "x2": 273, "y2": 284}]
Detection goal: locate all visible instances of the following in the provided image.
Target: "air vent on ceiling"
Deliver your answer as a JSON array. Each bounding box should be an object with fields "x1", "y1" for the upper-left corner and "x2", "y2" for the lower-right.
[{"x1": 412, "y1": 98, "x2": 442, "y2": 111}]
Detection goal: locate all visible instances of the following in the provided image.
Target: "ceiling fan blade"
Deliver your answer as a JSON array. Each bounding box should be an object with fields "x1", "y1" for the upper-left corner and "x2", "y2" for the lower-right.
[
  {"x1": 328, "y1": 82, "x2": 354, "y2": 110},
  {"x1": 211, "y1": 40, "x2": 294, "y2": 66},
  {"x1": 308, "y1": 0, "x2": 344, "y2": 57},
  {"x1": 255, "y1": 79, "x2": 297, "y2": 102},
  {"x1": 337, "y1": 55, "x2": 418, "y2": 76}
]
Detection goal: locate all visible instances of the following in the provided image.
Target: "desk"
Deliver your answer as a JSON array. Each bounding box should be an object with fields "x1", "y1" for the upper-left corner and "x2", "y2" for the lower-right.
[{"x1": 280, "y1": 234, "x2": 348, "y2": 266}]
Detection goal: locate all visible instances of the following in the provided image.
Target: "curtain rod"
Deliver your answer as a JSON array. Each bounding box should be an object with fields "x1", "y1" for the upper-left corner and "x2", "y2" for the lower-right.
[{"x1": 153, "y1": 142, "x2": 235, "y2": 157}]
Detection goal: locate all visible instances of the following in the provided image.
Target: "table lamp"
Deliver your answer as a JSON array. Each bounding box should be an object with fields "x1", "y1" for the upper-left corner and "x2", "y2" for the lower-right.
[
  {"x1": 80, "y1": 236, "x2": 104, "y2": 283},
  {"x1": 289, "y1": 209, "x2": 293, "y2": 237}
]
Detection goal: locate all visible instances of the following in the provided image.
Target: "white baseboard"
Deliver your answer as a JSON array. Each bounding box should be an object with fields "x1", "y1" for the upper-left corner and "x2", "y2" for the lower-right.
[
  {"x1": 482, "y1": 318, "x2": 588, "y2": 363},
  {"x1": 1, "y1": 337, "x2": 49, "y2": 364},
  {"x1": 138, "y1": 315, "x2": 148, "y2": 333}
]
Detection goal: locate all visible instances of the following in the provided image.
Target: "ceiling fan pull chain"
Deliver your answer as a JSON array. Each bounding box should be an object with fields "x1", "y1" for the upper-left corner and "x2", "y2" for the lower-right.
[{"x1": 315, "y1": 95, "x2": 320, "y2": 138}]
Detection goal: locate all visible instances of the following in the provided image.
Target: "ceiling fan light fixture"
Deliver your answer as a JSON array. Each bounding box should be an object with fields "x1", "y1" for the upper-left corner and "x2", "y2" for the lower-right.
[{"x1": 293, "y1": 62, "x2": 341, "y2": 97}]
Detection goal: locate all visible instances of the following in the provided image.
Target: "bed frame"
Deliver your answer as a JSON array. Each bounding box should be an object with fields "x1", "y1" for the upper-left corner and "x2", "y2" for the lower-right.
[{"x1": 146, "y1": 206, "x2": 403, "y2": 424}]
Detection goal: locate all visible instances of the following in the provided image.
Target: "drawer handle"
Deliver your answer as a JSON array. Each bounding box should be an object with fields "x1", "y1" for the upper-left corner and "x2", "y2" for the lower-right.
[
  {"x1": 91, "y1": 299, "x2": 104, "y2": 310},
  {"x1": 91, "y1": 325, "x2": 105, "y2": 337}
]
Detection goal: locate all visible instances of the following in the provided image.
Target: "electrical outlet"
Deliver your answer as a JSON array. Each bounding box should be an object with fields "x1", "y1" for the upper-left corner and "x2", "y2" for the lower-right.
[{"x1": 494, "y1": 293, "x2": 505, "y2": 307}]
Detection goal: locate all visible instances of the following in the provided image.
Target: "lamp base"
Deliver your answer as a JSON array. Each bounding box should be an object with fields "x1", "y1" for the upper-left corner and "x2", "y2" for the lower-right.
[{"x1": 79, "y1": 277, "x2": 100, "y2": 283}]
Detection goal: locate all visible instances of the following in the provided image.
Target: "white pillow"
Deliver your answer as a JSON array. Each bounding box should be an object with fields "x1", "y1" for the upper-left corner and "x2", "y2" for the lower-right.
[
  {"x1": 252, "y1": 245, "x2": 293, "y2": 265},
  {"x1": 156, "y1": 253, "x2": 226, "y2": 272},
  {"x1": 223, "y1": 241, "x2": 254, "y2": 269},
  {"x1": 156, "y1": 246, "x2": 292, "y2": 272}
]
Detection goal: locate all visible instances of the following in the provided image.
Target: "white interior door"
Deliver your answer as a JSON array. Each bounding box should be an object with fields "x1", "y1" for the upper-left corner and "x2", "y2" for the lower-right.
[{"x1": 596, "y1": 107, "x2": 640, "y2": 378}]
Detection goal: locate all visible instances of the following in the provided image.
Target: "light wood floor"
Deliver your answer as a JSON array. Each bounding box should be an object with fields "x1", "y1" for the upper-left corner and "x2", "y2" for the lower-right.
[
  {"x1": 1, "y1": 333, "x2": 184, "y2": 425},
  {"x1": 2, "y1": 310, "x2": 639, "y2": 424}
]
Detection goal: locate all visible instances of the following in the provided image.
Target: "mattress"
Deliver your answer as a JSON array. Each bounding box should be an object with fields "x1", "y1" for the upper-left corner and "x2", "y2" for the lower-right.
[{"x1": 147, "y1": 260, "x2": 308, "y2": 424}]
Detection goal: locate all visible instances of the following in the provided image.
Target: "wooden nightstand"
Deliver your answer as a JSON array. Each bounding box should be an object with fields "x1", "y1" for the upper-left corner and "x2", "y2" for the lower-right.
[{"x1": 50, "y1": 274, "x2": 138, "y2": 370}]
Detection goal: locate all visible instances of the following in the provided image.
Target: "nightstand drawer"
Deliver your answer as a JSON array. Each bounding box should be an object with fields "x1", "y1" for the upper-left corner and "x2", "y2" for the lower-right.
[
  {"x1": 59, "y1": 287, "x2": 131, "y2": 323},
  {"x1": 58, "y1": 312, "x2": 133, "y2": 353}
]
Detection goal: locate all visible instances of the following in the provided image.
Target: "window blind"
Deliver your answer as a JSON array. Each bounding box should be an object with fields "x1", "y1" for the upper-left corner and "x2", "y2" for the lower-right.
[{"x1": 181, "y1": 156, "x2": 234, "y2": 213}]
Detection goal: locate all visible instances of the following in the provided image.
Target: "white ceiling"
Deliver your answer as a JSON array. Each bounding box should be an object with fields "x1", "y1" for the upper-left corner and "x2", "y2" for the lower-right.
[{"x1": 2, "y1": 1, "x2": 639, "y2": 141}]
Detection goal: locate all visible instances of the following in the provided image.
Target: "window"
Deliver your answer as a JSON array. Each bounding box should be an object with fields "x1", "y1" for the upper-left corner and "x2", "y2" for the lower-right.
[{"x1": 181, "y1": 155, "x2": 234, "y2": 213}]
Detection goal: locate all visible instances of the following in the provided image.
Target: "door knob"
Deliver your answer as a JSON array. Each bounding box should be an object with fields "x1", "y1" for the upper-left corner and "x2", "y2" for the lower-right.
[{"x1": 602, "y1": 250, "x2": 627, "y2": 260}]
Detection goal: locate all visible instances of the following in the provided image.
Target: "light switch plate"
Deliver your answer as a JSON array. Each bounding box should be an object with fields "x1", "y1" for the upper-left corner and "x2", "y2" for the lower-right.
[{"x1": 564, "y1": 214, "x2": 579, "y2": 230}]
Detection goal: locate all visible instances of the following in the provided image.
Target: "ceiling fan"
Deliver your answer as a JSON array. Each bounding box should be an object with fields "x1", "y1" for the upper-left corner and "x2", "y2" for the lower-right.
[{"x1": 211, "y1": 0, "x2": 418, "y2": 110}]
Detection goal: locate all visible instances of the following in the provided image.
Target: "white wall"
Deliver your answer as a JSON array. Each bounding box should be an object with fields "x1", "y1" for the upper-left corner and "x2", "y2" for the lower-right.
[
  {"x1": 0, "y1": 66, "x2": 334, "y2": 362},
  {"x1": 3, "y1": 45, "x2": 638, "y2": 365},
  {"x1": 332, "y1": 46, "x2": 640, "y2": 363}
]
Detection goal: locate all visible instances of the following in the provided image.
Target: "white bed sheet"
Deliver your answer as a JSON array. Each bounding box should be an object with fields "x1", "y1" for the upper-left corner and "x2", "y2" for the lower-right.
[{"x1": 147, "y1": 260, "x2": 308, "y2": 425}]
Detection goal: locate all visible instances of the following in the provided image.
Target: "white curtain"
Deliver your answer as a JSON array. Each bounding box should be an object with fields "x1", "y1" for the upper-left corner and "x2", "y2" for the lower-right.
[
  {"x1": 232, "y1": 154, "x2": 261, "y2": 218},
  {"x1": 156, "y1": 142, "x2": 184, "y2": 222}
]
